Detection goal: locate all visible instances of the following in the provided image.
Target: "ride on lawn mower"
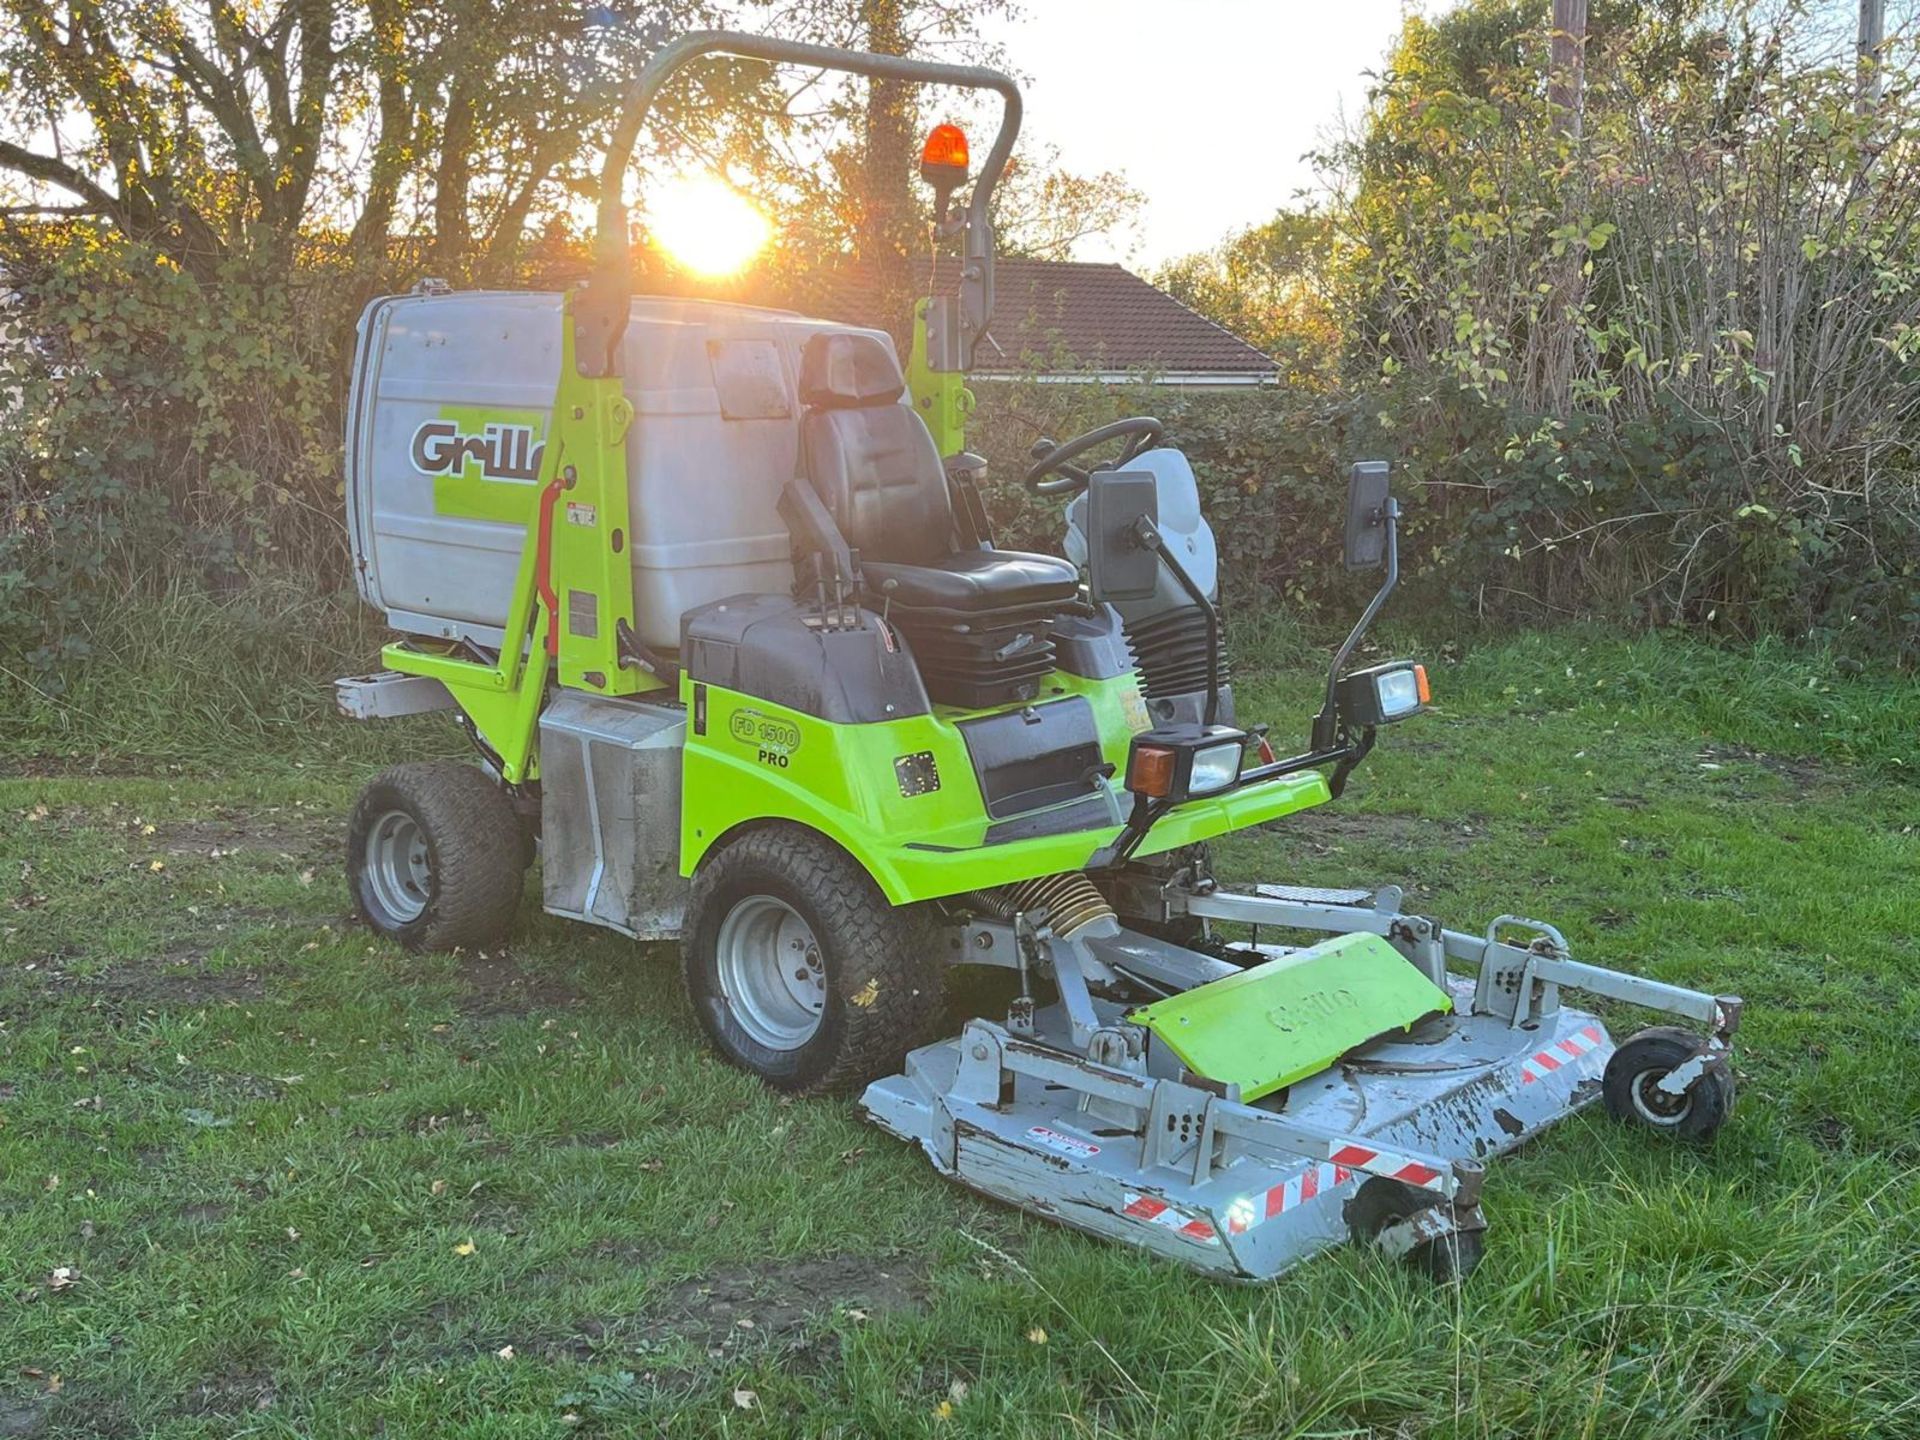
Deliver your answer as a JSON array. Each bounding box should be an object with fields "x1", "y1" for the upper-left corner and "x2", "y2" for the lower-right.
[{"x1": 336, "y1": 30, "x2": 1743, "y2": 1282}]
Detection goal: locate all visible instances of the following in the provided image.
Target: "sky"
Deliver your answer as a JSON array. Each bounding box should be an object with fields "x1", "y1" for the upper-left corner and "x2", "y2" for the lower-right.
[{"x1": 975, "y1": 0, "x2": 1428, "y2": 266}]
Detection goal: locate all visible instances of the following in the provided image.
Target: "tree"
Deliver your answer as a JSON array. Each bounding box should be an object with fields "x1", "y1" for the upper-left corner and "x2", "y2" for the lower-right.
[
  {"x1": 990, "y1": 144, "x2": 1143, "y2": 261},
  {"x1": 1155, "y1": 210, "x2": 1337, "y2": 387}
]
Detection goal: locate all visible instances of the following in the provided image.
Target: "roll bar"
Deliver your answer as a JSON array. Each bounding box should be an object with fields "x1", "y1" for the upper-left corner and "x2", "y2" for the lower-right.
[{"x1": 573, "y1": 28, "x2": 1023, "y2": 379}]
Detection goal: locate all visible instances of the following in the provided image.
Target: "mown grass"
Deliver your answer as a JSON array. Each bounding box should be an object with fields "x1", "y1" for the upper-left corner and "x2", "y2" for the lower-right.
[{"x1": 3, "y1": 615, "x2": 1918, "y2": 1438}]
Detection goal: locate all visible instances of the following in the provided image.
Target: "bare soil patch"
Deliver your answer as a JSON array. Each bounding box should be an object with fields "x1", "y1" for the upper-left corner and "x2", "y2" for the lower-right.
[
  {"x1": 457, "y1": 949, "x2": 583, "y2": 1017},
  {"x1": 23, "y1": 948, "x2": 275, "y2": 1007},
  {"x1": 145, "y1": 810, "x2": 334, "y2": 859}
]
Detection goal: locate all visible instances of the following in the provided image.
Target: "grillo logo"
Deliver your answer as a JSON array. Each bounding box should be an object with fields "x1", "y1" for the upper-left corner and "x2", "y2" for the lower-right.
[{"x1": 410, "y1": 419, "x2": 545, "y2": 484}]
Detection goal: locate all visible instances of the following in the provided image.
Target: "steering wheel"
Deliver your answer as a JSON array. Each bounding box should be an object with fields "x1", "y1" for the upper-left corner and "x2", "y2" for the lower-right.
[{"x1": 1023, "y1": 417, "x2": 1166, "y2": 496}]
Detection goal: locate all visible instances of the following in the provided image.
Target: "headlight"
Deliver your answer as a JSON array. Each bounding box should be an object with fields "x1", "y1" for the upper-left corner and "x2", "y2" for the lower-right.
[
  {"x1": 1335, "y1": 661, "x2": 1430, "y2": 728},
  {"x1": 1187, "y1": 739, "x2": 1244, "y2": 797},
  {"x1": 1125, "y1": 724, "x2": 1248, "y2": 802}
]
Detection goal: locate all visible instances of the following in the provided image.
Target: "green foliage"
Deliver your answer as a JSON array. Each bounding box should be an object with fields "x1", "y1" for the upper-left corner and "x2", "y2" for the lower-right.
[
  {"x1": 1315, "y1": 0, "x2": 1920, "y2": 657},
  {"x1": 1152, "y1": 211, "x2": 1339, "y2": 388},
  {"x1": 0, "y1": 228, "x2": 352, "y2": 677}
]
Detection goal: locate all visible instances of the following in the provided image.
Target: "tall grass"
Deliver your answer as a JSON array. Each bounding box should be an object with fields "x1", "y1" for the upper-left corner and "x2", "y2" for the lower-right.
[{"x1": 0, "y1": 574, "x2": 413, "y2": 771}]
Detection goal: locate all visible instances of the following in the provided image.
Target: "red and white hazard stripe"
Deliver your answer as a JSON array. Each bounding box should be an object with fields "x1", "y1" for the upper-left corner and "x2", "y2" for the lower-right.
[
  {"x1": 1324, "y1": 1142, "x2": 1449, "y2": 1191},
  {"x1": 1520, "y1": 1024, "x2": 1605, "y2": 1085},
  {"x1": 1122, "y1": 1192, "x2": 1219, "y2": 1246},
  {"x1": 1224, "y1": 1162, "x2": 1356, "y2": 1236}
]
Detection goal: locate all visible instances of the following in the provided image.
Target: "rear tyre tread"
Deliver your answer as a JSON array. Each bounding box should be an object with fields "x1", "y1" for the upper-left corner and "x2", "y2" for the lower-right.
[{"x1": 347, "y1": 762, "x2": 526, "y2": 953}]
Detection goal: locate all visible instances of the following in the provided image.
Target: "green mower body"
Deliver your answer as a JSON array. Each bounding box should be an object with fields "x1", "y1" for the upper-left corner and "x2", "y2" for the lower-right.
[{"x1": 337, "y1": 27, "x2": 1744, "y2": 1285}]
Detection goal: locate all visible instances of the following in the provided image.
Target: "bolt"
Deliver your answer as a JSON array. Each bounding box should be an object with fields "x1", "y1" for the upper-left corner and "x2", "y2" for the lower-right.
[
  {"x1": 970, "y1": 1044, "x2": 989, "y2": 1061},
  {"x1": 973, "y1": 931, "x2": 993, "y2": 950}
]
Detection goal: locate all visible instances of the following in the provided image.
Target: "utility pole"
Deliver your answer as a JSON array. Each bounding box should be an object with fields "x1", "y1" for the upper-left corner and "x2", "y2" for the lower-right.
[
  {"x1": 1550, "y1": 0, "x2": 1588, "y2": 139},
  {"x1": 1858, "y1": 0, "x2": 1886, "y2": 115}
]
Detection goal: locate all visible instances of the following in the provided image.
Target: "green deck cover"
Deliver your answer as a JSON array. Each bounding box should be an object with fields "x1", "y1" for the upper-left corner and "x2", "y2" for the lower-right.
[{"x1": 1132, "y1": 932, "x2": 1451, "y2": 1101}]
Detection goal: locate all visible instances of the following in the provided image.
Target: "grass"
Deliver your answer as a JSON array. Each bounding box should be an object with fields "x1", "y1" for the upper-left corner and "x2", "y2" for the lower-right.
[{"x1": 3, "y1": 616, "x2": 1919, "y2": 1438}]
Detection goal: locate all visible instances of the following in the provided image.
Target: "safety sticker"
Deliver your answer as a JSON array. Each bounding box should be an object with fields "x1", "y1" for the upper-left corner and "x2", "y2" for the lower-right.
[
  {"x1": 1326, "y1": 1143, "x2": 1447, "y2": 1190},
  {"x1": 1025, "y1": 1125, "x2": 1099, "y2": 1159},
  {"x1": 1224, "y1": 1162, "x2": 1357, "y2": 1236},
  {"x1": 565, "y1": 501, "x2": 598, "y2": 528},
  {"x1": 1520, "y1": 1024, "x2": 1605, "y2": 1085},
  {"x1": 1122, "y1": 1193, "x2": 1219, "y2": 1245}
]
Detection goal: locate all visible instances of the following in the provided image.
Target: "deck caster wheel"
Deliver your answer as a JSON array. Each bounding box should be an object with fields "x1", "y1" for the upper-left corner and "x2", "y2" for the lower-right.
[
  {"x1": 1602, "y1": 1026, "x2": 1734, "y2": 1143},
  {"x1": 1344, "y1": 1177, "x2": 1485, "y2": 1284},
  {"x1": 347, "y1": 762, "x2": 527, "y2": 952}
]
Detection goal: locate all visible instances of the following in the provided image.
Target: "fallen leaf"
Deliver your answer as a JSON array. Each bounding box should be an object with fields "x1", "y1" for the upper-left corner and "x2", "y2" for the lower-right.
[
  {"x1": 285, "y1": 1227, "x2": 301, "y2": 1242},
  {"x1": 47, "y1": 1267, "x2": 77, "y2": 1292},
  {"x1": 947, "y1": 1379, "x2": 969, "y2": 1405},
  {"x1": 846, "y1": 1307, "x2": 869, "y2": 1322},
  {"x1": 1026, "y1": 1326, "x2": 1048, "y2": 1345},
  {"x1": 731, "y1": 1388, "x2": 758, "y2": 1411},
  {"x1": 453, "y1": 1240, "x2": 476, "y2": 1256},
  {"x1": 933, "y1": 1400, "x2": 953, "y2": 1421},
  {"x1": 430, "y1": 1179, "x2": 447, "y2": 1196},
  {"x1": 735, "y1": 1317, "x2": 755, "y2": 1330},
  {"x1": 850, "y1": 978, "x2": 880, "y2": 1008},
  {"x1": 148, "y1": 860, "x2": 165, "y2": 873},
  {"x1": 496, "y1": 1345, "x2": 515, "y2": 1362}
]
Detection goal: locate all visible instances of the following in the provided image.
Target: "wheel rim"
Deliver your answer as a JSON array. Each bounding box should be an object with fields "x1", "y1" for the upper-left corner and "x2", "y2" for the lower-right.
[
  {"x1": 1628, "y1": 1067, "x2": 1694, "y2": 1127},
  {"x1": 714, "y1": 896, "x2": 826, "y2": 1051},
  {"x1": 362, "y1": 809, "x2": 433, "y2": 925}
]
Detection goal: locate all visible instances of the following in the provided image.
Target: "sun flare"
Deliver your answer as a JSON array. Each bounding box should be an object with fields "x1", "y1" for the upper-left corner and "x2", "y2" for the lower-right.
[{"x1": 646, "y1": 173, "x2": 772, "y2": 278}]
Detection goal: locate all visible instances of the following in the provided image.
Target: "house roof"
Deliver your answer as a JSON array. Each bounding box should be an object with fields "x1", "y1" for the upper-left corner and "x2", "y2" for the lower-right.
[
  {"x1": 630, "y1": 254, "x2": 1277, "y2": 384},
  {"x1": 785, "y1": 257, "x2": 1279, "y2": 384}
]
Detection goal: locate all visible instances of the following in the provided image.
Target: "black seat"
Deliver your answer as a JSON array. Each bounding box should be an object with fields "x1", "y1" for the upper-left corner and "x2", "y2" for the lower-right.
[
  {"x1": 798, "y1": 331, "x2": 1079, "y2": 705},
  {"x1": 799, "y1": 332, "x2": 1077, "y2": 609},
  {"x1": 863, "y1": 551, "x2": 1084, "y2": 613}
]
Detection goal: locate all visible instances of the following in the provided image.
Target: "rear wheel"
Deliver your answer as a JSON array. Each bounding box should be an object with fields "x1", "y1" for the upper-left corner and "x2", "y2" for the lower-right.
[
  {"x1": 683, "y1": 825, "x2": 944, "y2": 1095},
  {"x1": 347, "y1": 762, "x2": 526, "y2": 952}
]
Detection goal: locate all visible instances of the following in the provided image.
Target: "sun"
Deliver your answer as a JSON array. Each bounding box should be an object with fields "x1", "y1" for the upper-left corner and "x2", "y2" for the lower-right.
[{"x1": 645, "y1": 172, "x2": 772, "y2": 278}]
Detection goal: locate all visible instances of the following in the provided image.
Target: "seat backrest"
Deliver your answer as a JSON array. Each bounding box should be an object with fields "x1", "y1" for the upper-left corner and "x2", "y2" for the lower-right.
[{"x1": 799, "y1": 332, "x2": 951, "y2": 567}]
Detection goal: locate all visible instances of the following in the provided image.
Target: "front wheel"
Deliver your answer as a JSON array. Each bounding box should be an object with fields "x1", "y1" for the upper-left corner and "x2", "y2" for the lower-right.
[
  {"x1": 682, "y1": 825, "x2": 945, "y2": 1095},
  {"x1": 1602, "y1": 1026, "x2": 1734, "y2": 1142}
]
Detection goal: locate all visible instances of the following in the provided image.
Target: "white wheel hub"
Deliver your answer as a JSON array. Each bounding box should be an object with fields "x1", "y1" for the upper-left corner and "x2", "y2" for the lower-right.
[{"x1": 715, "y1": 895, "x2": 827, "y2": 1051}]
